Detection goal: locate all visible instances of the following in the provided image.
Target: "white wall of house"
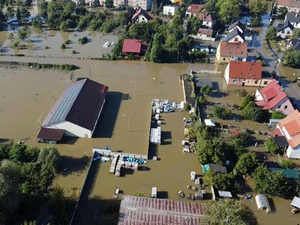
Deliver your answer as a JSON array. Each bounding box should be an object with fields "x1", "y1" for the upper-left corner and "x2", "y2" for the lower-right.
[
  {"x1": 202, "y1": 21, "x2": 213, "y2": 29},
  {"x1": 228, "y1": 35, "x2": 244, "y2": 43},
  {"x1": 255, "y1": 90, "x2": 263, "y2": 101},
  {"x1": 228, "y1": 26, "x2": 244, "y2": 34},
  {"x1": 290, "y1": 21, "x2": 300, "y2": 28},
  {"x1": 136, "y1": 15, "x2": 150, "y2": 23},
  {"x1": 43, "y1": 121, "x2": 92, "y2": 138},
  {"x1": 224, "y1": 64, "x2": 230, "y2": 84},
  {"x1": 230, "y1": 56, "x2": 247, "y2": 61},
  {"x1": 277, "y1": 27, "x2": 293, "y2": 39},
  {"x1": 287, "y1": 145, "x2": 300, "y2": 158},
  {"x1": 163, "y1": 6, "x2": 178, "y2": 16}
]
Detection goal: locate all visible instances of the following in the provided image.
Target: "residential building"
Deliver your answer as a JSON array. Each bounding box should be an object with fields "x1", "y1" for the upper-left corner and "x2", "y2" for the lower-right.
[
  {"x1": 127, "y1": 0, "x2": 152, "y2": 10},
  {"x1": 198, "y1": 13, "x2": 214, "y2": 29},
  {"x1": 228, "y1": 20, "x2": 245, "y2": 33},
  {"x1": 224, "y1": 61, "x2": 272, "y2": 86},
  {"x1": 223, "y1": 28, "x2": 245, "y2": 43},
  {"x1": 289, "y1": 37, "x2": 300, "y2": 50},
  {"x1": 255, "y1": 79, "x2": 294, "y2": 115},
  {"x1": 285, "y1": 12, "x2": 300, "y2": 28},
  {"x1": 185, "y1": 4, "x2": 205, "y2": 17},
  {"x1": 195, "y1": 28, "x2": 213, "y2": 40},
  {"x1": 276, "y1": 0, "x2": 300, "y2": 13},
  {"x1": 216, "y1": 42, "x2": 248, "y2": 63},
  {"x1": 163, "y1": 5, "x2": 178, "y2": 16},
  {"x1": 277, "y1": 21, "x2": 294, "y2": 39},
  {"x1": 276, "y1": 110, "x2": 300, "y2": 158},
  {"x1": 38, "y1": 79, "x2": 108, "y2": 141},
  {"x1": 132, "y1": 8, "x2": 153, "y2": 23},
  {"x1": 118, "y1": 195, "x2": 204, "y2": 224},
  {"x1": 122, "y1": 39, "x2": 148, "y2": 55}
]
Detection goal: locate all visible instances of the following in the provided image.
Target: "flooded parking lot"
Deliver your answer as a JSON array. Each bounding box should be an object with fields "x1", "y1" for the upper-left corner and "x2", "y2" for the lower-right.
[{"x1": 0, "y1": 58, "x2": 299, "y2": 224}]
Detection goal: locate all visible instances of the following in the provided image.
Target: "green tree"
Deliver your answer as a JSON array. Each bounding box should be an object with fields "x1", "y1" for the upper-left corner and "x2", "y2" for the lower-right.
[
  {"x1": 187, "y1": 16, "x2": 202, "y2": 35},
  {"x1": 20, "y1": 7, "x2": 30, "y2": 20},
  {"x1": 25, "y1": 147, "x2": 40, "y2": 162},
  {"x1": 242, "y1": 102, "x2": 263, "y2": 121},
  {"x1": 9, "y1": 144, "x2": 27, "y2": 162},
  {"x1": 150, "y1": 33, "x2": 164, "y2": 63},
  {"x1": 204, "y1": 170, "x2": 235, "y2": 190},
  {"x1": 202, "y1": 199, "x2": 258, "y2": 225},
  {"x1": 0, "y1": 143, "x2": 12, "y2": 161},
  {"x1": 216, "y1": 0, "x2": 241, "y2": 24},
  {"x1": 32, "y1": 16, "x2": 43, "y2": 30},
  {"x1": 60, "y1": 21, "x2": 69, "y2": 32},
  {"x1": 205, "y1": 0, "x2": 217, "y2": 14},
  {"x1": 266, "y1": 26, "x2": 277, "y2": 40},
  {"x1": 235, "y1": 152, "x2": 260, "y2": 175},
  {"x1": 18, "y1": 26, "x2": 31, "y2": 40},
  {"x1": 213, "y1": 105, "x2": 232, "y2": 118},
  {"x1": 16, "y1": 7, "x2": 21, "y2": 21},
  {"x1": 50, "y1": 186, "x2": 65, "y2": 217},
  {"x1": 20, "y1": 162, "x2": 42, "y2": 195},
  {"x1": 265, "y1": 138, "x2": 282, "y2": 154},
  {"x1": 6, "y1": 7, "x2": 14, "y2": 19},
  {"x1": 39, "y1": 1, "x2": 48, "y2": 19},
  {"x1": 158, "y1": 2, "x2": 163, "y2": 13},
  {"x1": 25, "y1": 0, "x2": 32, "y2": 7},
  {"x1": 240, "y1": 94, "x2": 254, "y2": 109},
  {"x1": 271, "y1": 111, "x2": 286, "y2": 119},
  {"x1": 200, "y1": 84, "x2": 213, "y2": 95},
  {"x1": 278, "y1": 6, "x2": 288, "y2": 17},
  {"x1": 248, "y1": 0, "x2": 268, "y2": 26},
  {"x1": 105, "y1": 0, "x2": 113, "y2": 8},
  {"x1": 184, "y1": 103, "x2": 191, "y2": 111},
  {"x1": 38, "y1": 146, "x2": 59, "y2": 175},
  {"x1": 280, "y1": 160, "x2": 295, "y2": 169},
  {"x1": 292, "y1": 28, "x2": 300, "y2": 39},
  {"x1": 282, "y1": 49, "x2": 300, "y2": 68},
  {"x1": 253, "y1": 165, "x2": 291, "y2": 197}
]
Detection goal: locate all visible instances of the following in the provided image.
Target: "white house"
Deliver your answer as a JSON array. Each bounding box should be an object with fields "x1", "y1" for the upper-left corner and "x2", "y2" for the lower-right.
[
  {"x1": 276, "y1": 110, "x2": 300, "y2": 158},
  {"x1": 163, "y1": 5, "x2": 178, "y2": 16},
  {"x1": 285, "y1": 12, "x2": 300, "y2": 28},
  {"x1": 277, "y1": 21, "x2": 294, "y2": 39},
  {"x1": 132, "y1": 8, "x2": 153, "y2": 23},
  {"x1": 38, "y1": 79, "x2": 108, "y2": 142}
]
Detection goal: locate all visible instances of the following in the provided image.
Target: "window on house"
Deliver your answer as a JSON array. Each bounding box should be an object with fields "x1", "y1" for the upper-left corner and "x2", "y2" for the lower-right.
[
  {"x1": 284, "y1": 105, "x2": 288, "y2": 109},
  {"x1": 233, "y1": 79, "x2": 237, "y2": 83},
  {"x1": 223, "y1": 58, "x2": 226, "y2": 61},
  {"x1": 287, "y1": 31, "x2": 290, "y2": 34},
  {"x1": 278, "y1": 105, "x2": 281, "y2": 108},
  {"x1": 255, "y1": 80, "x2": 258, "y2": 84},
  {"x1": 264, "y1": 81, "x2": 268, "y2": 85}
]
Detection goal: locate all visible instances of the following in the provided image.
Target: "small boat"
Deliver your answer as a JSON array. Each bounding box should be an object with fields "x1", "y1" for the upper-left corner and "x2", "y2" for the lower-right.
[
  {"x1": 178, "y1": 190, "x2": 185, "y2": 198},
  {"x1": 103, "y1": 41, "x2": 110, "y2": 48}
]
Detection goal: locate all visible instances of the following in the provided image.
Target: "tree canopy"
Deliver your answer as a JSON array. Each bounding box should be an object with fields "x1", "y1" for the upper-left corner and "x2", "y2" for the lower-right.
[
  {"x1": 266, "y1": 26, "x2": 277, "y2": 40},
  {"x1": 202, "y1": 199, "x2": 258, "y2": 225},
  {"x1": 216, "y1": 0, "x2": 241, "y2": 24},
  {"x1": 265, "y1": 138, "x2": 283, "y2": 154},
  {"x1": 248, "y1": 0, "x2": 268, "y2": 26},
  {"x1": 200, "y1": 84, "x2": 213, "y2": 95},
  {"x1": 235, "y1": 152, "x2": 260, "y2": 175}
]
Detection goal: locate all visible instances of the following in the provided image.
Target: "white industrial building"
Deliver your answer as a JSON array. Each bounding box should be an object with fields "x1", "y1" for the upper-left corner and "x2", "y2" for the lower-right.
[{"x1": 37, "y1": 78, "x2": 108, "y2": 143}]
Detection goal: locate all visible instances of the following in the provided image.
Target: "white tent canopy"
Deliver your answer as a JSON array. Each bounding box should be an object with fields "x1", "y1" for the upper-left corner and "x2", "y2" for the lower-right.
[
  {"x1": 291, "y1": 196, "x2": 300, "y2": 209},
  {"x1": 204, "y1": 119, "x2": 216, "y2": 127},
  {"x1": 255, "y1": 194, "x2": 271, "y2": 213}
]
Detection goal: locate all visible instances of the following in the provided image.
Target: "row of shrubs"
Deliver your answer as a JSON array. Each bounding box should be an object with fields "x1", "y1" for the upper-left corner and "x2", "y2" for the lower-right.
[{"x1": 27, "y1": 63, "x2": 78, "y2": 71}]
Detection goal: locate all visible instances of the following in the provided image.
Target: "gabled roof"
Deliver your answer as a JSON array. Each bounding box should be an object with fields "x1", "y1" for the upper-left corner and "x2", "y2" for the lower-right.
[
  {"x1": 276, "y1": 0, "x2": 291, "y2": 7},
  {"x1": 277, "y1": 21, "x2": 294, "y2": 32},
  {"x1": 228, "y1": 20, "x2": 245, "y2": 32},
  {"x1": 278, "y1": 110, "x2": 300, "y2": 148},
  {"x1": 122, "y1": 39, "x2": 148, "y2": 54},
  {"x1": 228, "y1": 61, "x2": 262, "y2": 79},
  {"x1": 291, "y1": 38, "x2": 300, "y2": 50},
  {"x1": 290, "y1": 0, "x2": 300, "y2": 8},
  {"x1": 219, "y1": 42, "x2": 248, "y2": 57},
  {"x1": 132, "y1": 8, "x2": 153, "y2": 21},
  {"x1": 187, "y1": 4, "x2": 205, "y2": 14},
  {"x1": 198, "y1": 12, "x2": 213, "y2": 22},
  {"x1": 198, "y1": 28, "x2": 213, "y2": 36},
  {"x1": 42, "y1": 79, "x2": 108, "y2": 131},
  {"x1": 37, "y1": 128, "x2": 65, "y2": 141},
  {"x1": 286, "y1": 12, "x2": 300, "y2": 23},
  {"x1": 224, "y1": 28, "x2": 245, "y2": 42}
]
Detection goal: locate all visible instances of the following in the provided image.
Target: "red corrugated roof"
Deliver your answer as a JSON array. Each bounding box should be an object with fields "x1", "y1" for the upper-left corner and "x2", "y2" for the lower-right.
[
  {"x1": 228, "y1": 61, "x2": 262, "y2": 79},
  {"x1": 122, "y1": 39, "x2": 143, "y2": 54},
  {"x1": 188, "y1": 4, "x2": 205, "y2": 14},
  {"x1": 276, "y1": 0, "x2": 291, "y2": 7},
  {"x1": 118, "y1": 196, "x2": 204, "y2": 225},
  {"x1": 220, "y1": 42, "x2": 247, "y2": 57}
]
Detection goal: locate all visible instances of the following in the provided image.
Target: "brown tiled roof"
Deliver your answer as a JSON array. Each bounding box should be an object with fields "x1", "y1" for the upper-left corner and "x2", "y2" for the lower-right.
[
  {"x1": 198, "y1": 13, "x2": 212, "y2": 22},
  {"x1": 118, "y1": 195, "x2": 204, "y2": 225},
  {"x1": 37, "y1": 128, "x2": 64, "y2": 141},
  {"x1": 198, "y1": 28, "x2": 213, "y2": 36},
  {"x1": 219, "y1": 42, "x2": 247, "y2": 57},
  {"x1": 289, "y1": 0, "x2": 300, "y2": 8},
  {"x1": 188, "y1": 4, "x2": 205, "y2": 14},
  {"x1": 276, "y1": 0, "x2": 291, "y2": 7},
  {"x1": 228, "y1": 61, "x2": 262, "y2": 79},
  {"x1": 122, "y1": 39, "x2": 148, "y2": 54}
]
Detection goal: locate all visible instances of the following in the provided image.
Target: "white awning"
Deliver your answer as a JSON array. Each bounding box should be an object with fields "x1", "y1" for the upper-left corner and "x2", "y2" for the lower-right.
[
  {"x1": 204, "y1": 119, "x2": 215, "y2": 127},
  {"x1": 291, "y1": 196, "x2": 300, "y2": 209},
  {"x1": 255, "y1": 194, "x2": 271, "y2": 213}
]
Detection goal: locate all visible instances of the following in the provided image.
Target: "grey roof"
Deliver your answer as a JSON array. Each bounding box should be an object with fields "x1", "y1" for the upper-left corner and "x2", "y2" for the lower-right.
[
  {"x1": 273, "y1": 136, "x2": 289, "y2": 147},
  {"x1": 218, "y1": 191, "x2": 232, "y2": 198},
  {"x1": 291, "y1": 196, "x2": 300, "y2": 209},
  {"x1": 291, "y1": 38, "x2": 300, "y2": 50},
  {"x1": 43, "y1": 79, "x2": 108, "y2": 131},
  {"x1": 196, "y1": 78, "x2": 212, "y2": 88},
  {"x1": 224, "y1": 28, "x2": 245, "y2": 42},
  {"x1": 228, "y1": 20, "x2": 245, "y2": 32},
  {"x1": 286, "y1": 12, "x2": 300, "y2": 23},
  {"x1": 209, "y1": 163, "x2": 227, "y2": 174},
  {"x1": 277, "y1": 21, "x2": 294, "y2": 32}
]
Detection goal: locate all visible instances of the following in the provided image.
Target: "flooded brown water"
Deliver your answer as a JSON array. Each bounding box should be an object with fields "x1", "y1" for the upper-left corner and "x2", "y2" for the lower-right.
[{"x1": 0, "y1": 59, "x2": 299, "y2": 224}]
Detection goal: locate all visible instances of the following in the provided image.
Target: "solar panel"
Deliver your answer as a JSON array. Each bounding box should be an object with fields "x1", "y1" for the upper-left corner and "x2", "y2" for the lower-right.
[{"x1": 48, "y1": 82, "x2": 84, "y2": 124}]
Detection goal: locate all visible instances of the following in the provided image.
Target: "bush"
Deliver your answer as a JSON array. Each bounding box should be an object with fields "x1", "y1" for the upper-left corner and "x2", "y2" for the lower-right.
[
  {"x1": 204, "y1": 170, "x2": 235, "y2": 191},
  {"x1": 78, "y1": 36, "x2": 88, "y2": 45},
  {"x1": 235, "y1": 152, "x2": 260, "y2": 175},
  {"x1": 200, "y1": 84, "x2": 213, "y2": 95},
  {"x1": 280, "y1": 160, "x2": 295, "y2": 169},
  {"x1": 72, "y1": 50, "x2": 76, "y2": 54},
  {"x1": 213, "y1": 105, "x2": 232, "y2": 119},
  {"x1": 65, "y1": 40, "x2": 71, "y2": 44},
  {"x1": 242, "y1": 102, "x2": 263, "y2": 122},
  {"x1": 184, "y1": 103, "x2": 191, "y2": 112},
  {"x1": 61, "y1": 44, "x2": 66, "y2": 49},
  {"x1": 271, "y1": 111, "x2": 286, "y2": 119},
  {"x1": 265, "y1": 138, "x2": 283, "y2": 154},
  {"x1": 240, "y1": 94, "x2": 254, "y2": 109},
  {"x1": 266, "y1": 26, "x2": 276, "y2": 41},
  {"x1": 233, "y1": 89, "x2": 247, "y2": 97}
]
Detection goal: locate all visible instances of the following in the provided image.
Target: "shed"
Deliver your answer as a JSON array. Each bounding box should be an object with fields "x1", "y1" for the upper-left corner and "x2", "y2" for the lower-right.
[
  {"x1": 269, "y1": 167, "x2": 299, "y2": 179},
  {"x1": 218, "y1": 191, "x2": 232, "y2": 198},
  {"x1": 195, "y1": 78, "x2": 212, "y2": 89},
  {"x1": 37, "y1": 128, "x2": 65, "y2": 143},
  {"x1": 255, "y1": 194, "x2": 271, "y2": 213},
  {"x1": 204, "y1": 119, "x2": 215, "y2": 127},
  {"x1": 291, "y1": 196, "x2": 300, "y2": 209}
]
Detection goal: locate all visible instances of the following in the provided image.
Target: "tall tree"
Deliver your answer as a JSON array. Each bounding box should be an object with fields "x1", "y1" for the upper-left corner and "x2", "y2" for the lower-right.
[
  {"x1": 235, "y1": 152, "x2": 260, "y2": 175},
  {"x1": 216, "y1": 0, "x2": 241, "y2": 24},
  {"x1": 150, "y1": 33, "x2": 164, "y2": 62},
  {"x1": 248, "y1": 0, "x2": 268, "y2": 26},
  {"x1": 16, "y1": 7, "x2": 21, "y2": 21}
]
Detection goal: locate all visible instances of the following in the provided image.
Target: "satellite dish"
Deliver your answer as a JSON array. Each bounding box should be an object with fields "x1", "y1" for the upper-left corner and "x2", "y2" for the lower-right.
[{"x1": 70, "y1": 71, "x2": 74, "y2": 80}]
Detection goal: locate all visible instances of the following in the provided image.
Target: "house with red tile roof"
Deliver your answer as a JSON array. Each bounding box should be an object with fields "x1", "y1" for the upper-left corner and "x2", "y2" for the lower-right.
[
  {"x1": 255, "y1": 79, "x2": 294, "y2": 115},
  {"x1": 216, "y1": 42, "x2": 247, "y2": 63},
  {"x1": 122, "y1": 39, "x2": 148, "y2": 56},
  {"x1": 224, "y1": 61, "x2": 272, "y2": 86},
  {"x1": 132, "y1": 8, "x2": 153, "y2": 23},
  {"x1": 185, "y1": 4, "x2": 205, "y2": 17},
  {"x1": 185, "y1": 4, "x2": 214, "y2": 28},
  {"x1": 276, "y1": 110, "x2": 300, "y2": 158},
  {"x1": 277, "y1": 0, "x2": 300, "y2": 13},
  {"x1": 198, "y1": 12, "x2": 214, "y2": 29}
]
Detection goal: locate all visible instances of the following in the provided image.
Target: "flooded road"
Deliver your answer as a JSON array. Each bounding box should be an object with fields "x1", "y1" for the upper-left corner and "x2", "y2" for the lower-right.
[{"x1": 0, "y1": 58, "x2": 299, "y2": 224}]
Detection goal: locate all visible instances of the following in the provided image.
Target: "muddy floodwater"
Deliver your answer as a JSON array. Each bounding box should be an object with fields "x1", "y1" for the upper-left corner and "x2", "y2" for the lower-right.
[{"x1": 0, "y1": 59, "x2": 299, "y2": 224}]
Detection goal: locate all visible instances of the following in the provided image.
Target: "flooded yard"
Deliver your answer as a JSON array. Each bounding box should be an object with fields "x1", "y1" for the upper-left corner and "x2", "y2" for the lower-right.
[{"x1": 0, "y1": 59, "x2": 299, "y2": 224}]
